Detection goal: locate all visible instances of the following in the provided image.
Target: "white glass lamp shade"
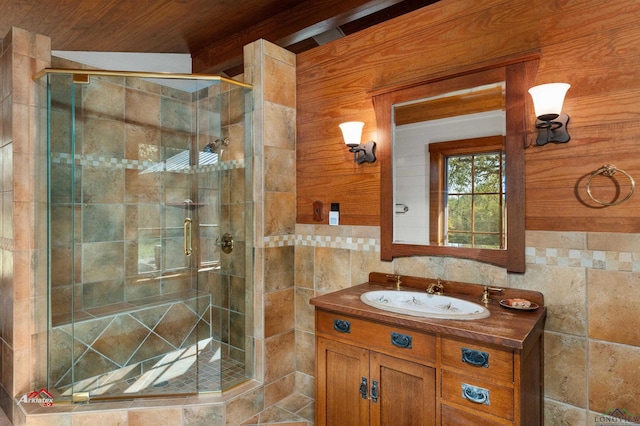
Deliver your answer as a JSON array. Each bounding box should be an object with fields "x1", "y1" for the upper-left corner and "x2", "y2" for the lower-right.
[
  {"x1": 339, "y1": 121, "x2": 365, "y2": 146},
  {"x1": 528, "y1": 83, "x2": 570, "y2": 121}
]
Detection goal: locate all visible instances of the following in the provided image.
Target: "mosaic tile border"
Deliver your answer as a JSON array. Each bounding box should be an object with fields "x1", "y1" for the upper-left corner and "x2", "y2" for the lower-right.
[
  {"x1": 51, "y1": 152, "x2": 244, "y2": 173},
  {"x1": 264, "y1": 234, "x2": 380, "y2": 252},
  {"x1": 264, "y1": 234, "x2": 640, "y2": 272},
  {"x1": 525, "y1": 247, "x2": 640, "y2": 271}
]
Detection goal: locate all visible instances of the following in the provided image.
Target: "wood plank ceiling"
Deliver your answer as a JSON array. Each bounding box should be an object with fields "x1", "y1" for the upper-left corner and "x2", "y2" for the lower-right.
[{"x1": 0, "y1": 0, "x2": 439, "y2": 76}]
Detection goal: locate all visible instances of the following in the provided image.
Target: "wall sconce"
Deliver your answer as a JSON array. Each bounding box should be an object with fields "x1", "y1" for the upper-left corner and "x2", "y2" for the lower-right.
[
  {"x1": 528, "y1": 83, "x2": 571, "y2": 146},
  {"x1": 339, "y1": 121, "x2": 376, "y2": 163}
]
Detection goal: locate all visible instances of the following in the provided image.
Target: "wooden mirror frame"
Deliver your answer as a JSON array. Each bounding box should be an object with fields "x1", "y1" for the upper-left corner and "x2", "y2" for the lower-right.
[{"x1": 372, "y1": 55, "x2": 539, "y2": 273}]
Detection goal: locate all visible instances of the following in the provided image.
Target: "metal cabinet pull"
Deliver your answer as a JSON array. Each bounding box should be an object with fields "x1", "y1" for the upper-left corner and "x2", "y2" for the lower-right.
[
  {"x1": 462, "y1": 383, "x2": 490, "y2": 405},
  {"x1": 183, "y1": 218, "x2": 192, "y2": 256},
  {"x1": 391, "y1": 332, "x2": 412, "y2": 349},
  {"x1": 370, "y1": 380, "x2": 379, "y2": 403},
  {"x1": 359, "y1": 377, "x2": 368, "y2": 399},
  {"x1": 461, "y1": 347, "x2": 489, "y2": 368},
  {"x1": 333, "y1": 319, "x2": 351, "y2": 333}
]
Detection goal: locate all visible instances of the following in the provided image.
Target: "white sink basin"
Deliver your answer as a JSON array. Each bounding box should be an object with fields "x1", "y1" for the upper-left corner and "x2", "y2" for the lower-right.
[{"x1": 360, "y1": 290, "x2": 490, "y2": 320}]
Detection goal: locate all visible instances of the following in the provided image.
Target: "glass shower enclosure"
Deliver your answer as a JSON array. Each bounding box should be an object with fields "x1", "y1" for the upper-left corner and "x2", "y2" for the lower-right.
[{"x1": 34, "y1": 68, "x2": 253, "y2": 401}]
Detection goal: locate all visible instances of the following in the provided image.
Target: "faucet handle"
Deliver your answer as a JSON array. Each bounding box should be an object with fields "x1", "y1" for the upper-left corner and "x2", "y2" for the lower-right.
[
  {"x1": 480, "y1": 286, "x2": 504, "y2": 304},
  {"x1": 426, "y1": 279, "x2": 444, "y2": 295}
]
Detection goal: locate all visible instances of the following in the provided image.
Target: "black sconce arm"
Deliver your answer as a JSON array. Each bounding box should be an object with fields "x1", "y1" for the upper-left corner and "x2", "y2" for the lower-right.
[
  {"x1": 534, "y1": 113, "x2": 570, "y2": 146},
  {"x1": 347, "y1": 141, "x2": 376, "y2": 163}
]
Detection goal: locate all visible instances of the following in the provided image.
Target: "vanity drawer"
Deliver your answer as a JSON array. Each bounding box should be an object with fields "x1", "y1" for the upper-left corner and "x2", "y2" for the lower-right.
[
  {"x1": 441, "y1": 336, "x2": 514, "y2": 383},
  {"x1": 315, "y1": 310, "x2": 436, "y2": 363},
  {"x1": 441, "y1": 404, "x2": 512, "y2": 426},
  {"x1": 441, "y1": 370, "x2": 514, "y2": 421}
]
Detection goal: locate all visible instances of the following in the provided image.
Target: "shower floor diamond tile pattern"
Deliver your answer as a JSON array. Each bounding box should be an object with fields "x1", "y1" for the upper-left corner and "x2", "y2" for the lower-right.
[
  {"x1": 55, "y1": 346, "x2": 247, "y2": 397},
  {"x1": 50, "y1": 293, "x2": 248, "y2": 399},
  {"x1": 50, "y1": 293, "x2": 212, "y2": 389}
]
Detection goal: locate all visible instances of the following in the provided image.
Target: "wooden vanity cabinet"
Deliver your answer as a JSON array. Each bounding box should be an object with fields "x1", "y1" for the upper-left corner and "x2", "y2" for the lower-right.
[
  {"x1": 312, "y1": 277, "x2": 546, "y2": 426},
  {"x1": 315, "y1": 310, "x2": 436, "y2": 426}
]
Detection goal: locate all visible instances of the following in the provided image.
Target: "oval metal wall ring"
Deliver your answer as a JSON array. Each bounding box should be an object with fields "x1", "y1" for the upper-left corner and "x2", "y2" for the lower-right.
[{"x1": 586, "y1": 164, "x2": 635, "y2": 206}]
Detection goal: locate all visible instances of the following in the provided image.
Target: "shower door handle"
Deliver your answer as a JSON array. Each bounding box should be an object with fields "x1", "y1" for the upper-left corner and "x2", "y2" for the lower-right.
[{"x1": 184, "y1": 218, "x2": 192, "y2": 256}]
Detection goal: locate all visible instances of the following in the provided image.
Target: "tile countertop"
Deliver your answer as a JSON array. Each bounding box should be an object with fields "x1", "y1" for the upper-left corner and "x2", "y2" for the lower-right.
[{"x1": 310, "y1": 279, "x2": 547, "y2": 353}]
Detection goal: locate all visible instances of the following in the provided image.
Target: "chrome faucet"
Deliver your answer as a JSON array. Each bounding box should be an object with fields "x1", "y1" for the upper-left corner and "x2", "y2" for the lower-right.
[{"x1": 426, "y1": 279, "x2": 444, "y2": 295}]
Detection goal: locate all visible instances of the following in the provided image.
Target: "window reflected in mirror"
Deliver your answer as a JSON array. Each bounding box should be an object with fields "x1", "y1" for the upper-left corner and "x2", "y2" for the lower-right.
[{"x1": 433, "y1": 137, "x2": 505, "y2": 248}]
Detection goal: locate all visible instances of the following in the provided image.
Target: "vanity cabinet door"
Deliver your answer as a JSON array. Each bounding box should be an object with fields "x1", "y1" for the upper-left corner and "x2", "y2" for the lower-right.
[
  {"x1": 316, "y1": 336, "x2": 436, "y2": 426},
  {"x1": 316, "y1": 336, "x2": 370, "y2": 426},
  {"x1": 370, "y1": 352, "x2": 436, "y2": 426}
]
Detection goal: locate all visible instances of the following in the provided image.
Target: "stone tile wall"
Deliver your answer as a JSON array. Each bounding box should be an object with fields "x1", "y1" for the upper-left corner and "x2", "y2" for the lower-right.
[
  {"x1": 0, "y1": 27, "x2": 50, "y2": 424},
  {"x1": 244, "y1": 38, "x2": 299, "y2": 412},
  {"x1": 292, "y1": 226, "x2": 640, "y2": 426},
  {"x1": 46, "y1": 58, "x2": 245, "y2": 321}
]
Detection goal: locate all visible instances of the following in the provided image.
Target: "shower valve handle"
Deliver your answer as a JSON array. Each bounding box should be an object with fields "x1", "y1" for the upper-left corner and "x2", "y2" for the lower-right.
[{"x1": 216, "y1": 233, "x2": 234, "y2": 254}]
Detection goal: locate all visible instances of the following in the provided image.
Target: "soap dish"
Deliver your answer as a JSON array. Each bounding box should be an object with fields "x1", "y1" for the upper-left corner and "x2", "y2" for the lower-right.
[{"x1": 499, "y1": 298, "x2": 539, "y2": 311}]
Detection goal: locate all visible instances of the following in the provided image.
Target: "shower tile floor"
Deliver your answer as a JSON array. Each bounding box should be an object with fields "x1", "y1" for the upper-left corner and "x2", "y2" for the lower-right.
[
  {"x1": 55, "y1": 344, "x2": 248, "y2": 399},
  {"x1": 114, "y1": 349, "x2": 246, "y2": 396}
]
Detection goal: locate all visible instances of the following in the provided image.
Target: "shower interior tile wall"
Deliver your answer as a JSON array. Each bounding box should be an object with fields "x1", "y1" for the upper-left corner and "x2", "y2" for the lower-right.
[{"x1": 46, "y1": 57, "x2": 249, "y2": 373}]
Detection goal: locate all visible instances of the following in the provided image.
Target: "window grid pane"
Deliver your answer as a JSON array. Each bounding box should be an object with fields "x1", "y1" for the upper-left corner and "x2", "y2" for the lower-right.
[{"x1": 445, "y1": 152, "x2": 504, "y2": 249}]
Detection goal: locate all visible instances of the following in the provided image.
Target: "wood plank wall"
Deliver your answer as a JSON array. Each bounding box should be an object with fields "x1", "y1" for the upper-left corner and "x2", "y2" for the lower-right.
[{"x1": 296, "y1": 0, "x2": 640, "y2": 232}]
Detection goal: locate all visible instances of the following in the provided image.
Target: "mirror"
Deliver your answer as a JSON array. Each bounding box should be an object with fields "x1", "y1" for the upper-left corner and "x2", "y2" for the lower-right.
[
  {"x1": 372, "y1": 56, "x2": 539, "y2": 272},
  {"x1": 393, "y1": 82, "x2": 506, "y2": 247}
]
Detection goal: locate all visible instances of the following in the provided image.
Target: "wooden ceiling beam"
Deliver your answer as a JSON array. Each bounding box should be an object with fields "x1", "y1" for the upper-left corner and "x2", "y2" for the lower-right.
[{"x1": 192, "y1": 0, "x2": 405, "y2": 74}]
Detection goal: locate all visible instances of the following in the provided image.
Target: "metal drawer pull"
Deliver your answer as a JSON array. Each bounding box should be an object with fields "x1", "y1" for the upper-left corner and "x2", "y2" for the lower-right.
[
  {"x1": 462, "y1": 383, "x2": 490, "y2": 405},
  {"x1": 333, "y1": 319, "x2": 351, "y2": 333},
  {"x1": 461, "y1": 347, "x2": 489, "y2": 368},
  {"x1": 370, "y1": 380, "x2": 379, "y2": 403},
  {"x1": 360, "y1": 377, "x2": 368, "y2": 399},
  {"x1": 391, "y1": 332, "x2": 412, "y2": 348}
]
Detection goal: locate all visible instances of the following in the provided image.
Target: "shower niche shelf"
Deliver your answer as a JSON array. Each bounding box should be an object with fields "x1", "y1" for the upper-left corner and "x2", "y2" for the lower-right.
[
  {"x1": 167, "y1": 202, "x2": 207, "y2": 210},
  {"x1": 51, "y1": 289, "x2": 211, "y2": 327}
]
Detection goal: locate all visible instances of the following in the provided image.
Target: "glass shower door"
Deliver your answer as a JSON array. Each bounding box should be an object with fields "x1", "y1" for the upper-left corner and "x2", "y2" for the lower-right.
[
  {"x1": 65, "y1": 74, "x2": 208, "y2": 400},
  {"x1": 194, "y1": 83, "x2": 254, "y2": 392},
  {"x1": 42, "y1": 70, "x2": 252, "y2": 402}
]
